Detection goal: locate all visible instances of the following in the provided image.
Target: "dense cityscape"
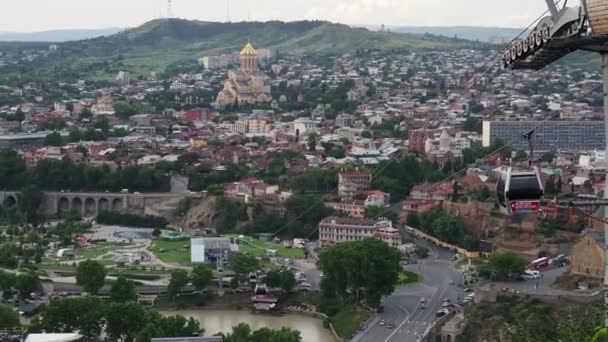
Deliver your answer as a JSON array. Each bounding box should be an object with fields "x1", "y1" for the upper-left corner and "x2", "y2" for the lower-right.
[{"x1": 0, "y1": 1, "x2": 608, "y2": 342}]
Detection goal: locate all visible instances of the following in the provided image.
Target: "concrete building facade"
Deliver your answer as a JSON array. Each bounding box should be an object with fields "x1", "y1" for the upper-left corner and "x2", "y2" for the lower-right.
[{"x1": 482, "y1": 120, "x2": 605, "y2": 150}]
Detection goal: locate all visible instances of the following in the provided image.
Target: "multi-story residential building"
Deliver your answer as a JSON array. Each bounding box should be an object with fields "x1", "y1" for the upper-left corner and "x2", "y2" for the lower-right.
[
  {"x1": 363, "y1": 190, "x2": 390, "y2": 207},
  {"x1": 408, "y1": 128, "x2": 438, "y2": 154},
  {"x1": 482, "y1": 120, "x2": 605, "y2": 150},
  {"x1": 335, "y1": 113, "x2": 355, "y2": 127},
  {"x1": 224, "y1": 178, "x2": 279, "y2": 201},
  {"x1": 319, "y1": 217, "x2": 400, "y2": 247},
  {"x1": 234, "y1": 119, "x2": 249, "y2": 134},
  {"x1": 247, "y1": 117, "x2": 271, "y2": 134},
  {"x1": 326, "y1": 201, "x2": 366, "y2": 218},
  {"x1": 338, "y1": 171, "x2": 372, "y2": 200}
]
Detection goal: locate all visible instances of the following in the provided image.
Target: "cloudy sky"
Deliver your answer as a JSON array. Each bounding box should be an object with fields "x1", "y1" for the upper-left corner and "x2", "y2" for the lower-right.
[{"x1": 0, "y1": 0, "x2": 567, "y2": 32}]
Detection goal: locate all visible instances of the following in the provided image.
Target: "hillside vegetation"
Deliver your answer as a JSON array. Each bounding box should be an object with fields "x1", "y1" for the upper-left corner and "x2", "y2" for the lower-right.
[{"x1": 1, "y1": 19, "x2": 484, "y2": 82}]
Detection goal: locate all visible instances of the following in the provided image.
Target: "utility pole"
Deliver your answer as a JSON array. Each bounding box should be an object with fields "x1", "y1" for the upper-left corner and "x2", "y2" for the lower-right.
[{"x1": 603, "y1": 53, "x2": 608, "y2": 327}]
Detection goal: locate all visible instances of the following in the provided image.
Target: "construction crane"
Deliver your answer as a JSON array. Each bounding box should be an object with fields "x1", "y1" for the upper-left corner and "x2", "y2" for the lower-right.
[{"x1": 501, "y1": 0, "x2": 608, "y2": 328}]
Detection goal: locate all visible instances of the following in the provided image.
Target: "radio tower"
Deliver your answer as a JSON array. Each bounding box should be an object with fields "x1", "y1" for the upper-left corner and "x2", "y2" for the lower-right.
[
  {"x1": 226, "y1": 0, "x2": 231, "y2": 23},
  {"x1": 167, "y1": 0, "x2": 174, "y2": 19}
]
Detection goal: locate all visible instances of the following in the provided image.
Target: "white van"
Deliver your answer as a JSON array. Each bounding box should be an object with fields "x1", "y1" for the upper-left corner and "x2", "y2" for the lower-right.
[{"x1": 521, "y1": 270, "x2": 540, "y2": 279}]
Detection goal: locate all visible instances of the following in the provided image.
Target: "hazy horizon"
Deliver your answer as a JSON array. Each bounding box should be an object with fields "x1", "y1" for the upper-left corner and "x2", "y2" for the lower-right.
[{"x1": 0, "y1": 0, "x2": 569, "y2": 32}]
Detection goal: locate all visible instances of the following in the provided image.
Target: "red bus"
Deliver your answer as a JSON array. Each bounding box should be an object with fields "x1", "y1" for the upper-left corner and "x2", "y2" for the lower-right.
[{"x1": 529, "y1": 257, "x2": 549, "y2": 270}]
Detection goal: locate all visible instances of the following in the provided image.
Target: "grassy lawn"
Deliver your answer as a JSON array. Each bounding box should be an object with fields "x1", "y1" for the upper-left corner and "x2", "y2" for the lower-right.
[
  {"x1": 397, "y1": 271, "x2": 423, "y2": 287},
  {"x1": 330, "y1": 305, "x2": 371, "y2": 338},
  {"x1": 73, "y1": 242, "x2": 131, "y2": 259},
  {"x1": 228, "y1": 235, "x2": 305, "y2": 259},
  {"x1": 148, "y1": 239, "x2": 191, "y2": 266}
]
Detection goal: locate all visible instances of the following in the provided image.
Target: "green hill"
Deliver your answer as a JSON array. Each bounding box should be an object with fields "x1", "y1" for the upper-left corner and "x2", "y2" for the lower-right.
[{"x1": 1, "y1": 19, "x2": 484, "y2": 82}]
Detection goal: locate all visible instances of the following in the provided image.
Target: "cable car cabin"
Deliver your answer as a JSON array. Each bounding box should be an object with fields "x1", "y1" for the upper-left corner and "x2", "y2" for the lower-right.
[{"x1": 497, "y1": 167, "x2": 544, "y2": 215}]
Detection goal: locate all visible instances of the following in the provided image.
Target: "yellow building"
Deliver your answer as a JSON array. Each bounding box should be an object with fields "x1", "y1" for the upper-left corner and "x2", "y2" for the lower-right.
[
  {"x1": 189, "y1": 138, "x2": 207, "y2": 149},
  {"x1": 216, "y1": 42, "x2": 272, "y2": 107}
]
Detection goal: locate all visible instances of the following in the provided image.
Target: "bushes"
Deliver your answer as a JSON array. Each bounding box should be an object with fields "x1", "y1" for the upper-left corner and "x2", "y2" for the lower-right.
[{"x1": 97, "y1": 211, "x2": 168, "y2": 229}]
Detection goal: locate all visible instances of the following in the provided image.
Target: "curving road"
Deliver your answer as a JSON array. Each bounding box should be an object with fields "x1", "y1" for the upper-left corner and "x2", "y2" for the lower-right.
[{"x1": 352, "y1": 236, "x2": 465, "y2": 342}]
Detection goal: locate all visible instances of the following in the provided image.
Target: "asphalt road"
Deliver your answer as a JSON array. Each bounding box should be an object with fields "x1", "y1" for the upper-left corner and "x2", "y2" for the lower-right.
[{"x1": 353, "y1": 236, "x2": 466, "y2": 342}]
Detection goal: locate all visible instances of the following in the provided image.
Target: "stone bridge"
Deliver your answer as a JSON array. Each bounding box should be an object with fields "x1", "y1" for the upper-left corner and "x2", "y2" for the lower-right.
[{"x1": 0, "y1": 191, "x2": 188, "y2": 218}]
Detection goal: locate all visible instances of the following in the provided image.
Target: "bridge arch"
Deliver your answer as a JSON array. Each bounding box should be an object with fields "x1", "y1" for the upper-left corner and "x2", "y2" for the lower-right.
[
  {"x1": 2, "y1": 195, "x2": 17, "y2": 208},
  {"x1": 98, "y1": 198, "x2": 110, "y2": 213},
  {"x1": 57, "y1": 197, "x2": 70, "y2": 214},
  {"x1": 112, "y1": 198, "x2": 123, "y2": 211},
  {"x1": 84, "y1": 198, "x2": 97, "y2": 217},
  {"x1": 72, "y1": 198, "x2": 83, "y2": 215}
]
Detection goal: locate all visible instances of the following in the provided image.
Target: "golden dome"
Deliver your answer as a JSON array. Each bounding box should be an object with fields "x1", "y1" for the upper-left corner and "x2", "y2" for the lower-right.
[{"x1": 240, "y1": 42, "x2": 257, "y2": 56}]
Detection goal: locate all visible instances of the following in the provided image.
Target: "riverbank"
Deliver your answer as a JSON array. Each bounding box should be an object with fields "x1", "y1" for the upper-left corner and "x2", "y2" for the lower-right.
[{"x1": 158, "y1": 308, "x2": 337, "y2": 342}]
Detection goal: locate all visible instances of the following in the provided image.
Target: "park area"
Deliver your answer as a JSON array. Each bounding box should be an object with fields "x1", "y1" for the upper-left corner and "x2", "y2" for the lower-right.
[
  {"x1": 228, "y1": 234, "x2": 305, "y2": 259},
  {"x1": 148, "y1": 238, "x2": 190, "y2": 265}
]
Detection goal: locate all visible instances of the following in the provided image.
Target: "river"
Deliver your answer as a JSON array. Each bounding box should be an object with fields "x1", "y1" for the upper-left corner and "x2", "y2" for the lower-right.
[{"x1": 159, "y1": 309, "x2": 336, "y2": 342}]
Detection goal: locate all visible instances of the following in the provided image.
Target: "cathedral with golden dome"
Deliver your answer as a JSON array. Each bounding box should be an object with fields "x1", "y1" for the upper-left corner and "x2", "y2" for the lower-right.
[{"x1": 215, "y1": 42, "x2": 272, "y2": 107}]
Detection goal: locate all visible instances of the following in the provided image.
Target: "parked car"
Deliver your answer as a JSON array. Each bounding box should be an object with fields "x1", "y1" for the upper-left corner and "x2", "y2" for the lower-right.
[
  {"x1": 379, "y1": 320, "x2": 386, "y2": 326},
  {"x1": 435, "y1": 309, "x2": 449, "y2": 318},
  {"x1": 387, "y1": 323, "x2": 395, "y2": 329}
]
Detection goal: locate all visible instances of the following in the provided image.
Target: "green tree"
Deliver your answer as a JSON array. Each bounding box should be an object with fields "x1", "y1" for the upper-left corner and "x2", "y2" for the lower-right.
[
  {"x1": 541, "y1": 151, "x2": 556, "y2": 163},
  {"x1": 514, "y1": 150, "x2": 528, "y2": 162},
  {"x1": 488, "y1": 251, "x2": 528, "y2": 279},
  {"x1": 191, "y1": 264, "x2": 213, "y2": 292},
  {"x1": 110, "y1": 275, "x2": 137, "y2": 302},
  {"x1": 76, "y1": 260, "x2": 107, "y2": 294},
  {"x1": 38, "y1": 296, "x2": 105, "y2": 339},
  {"x1": 80, "y1": 108, "x2": 93, "y2": 120},
  {"x1": 0, "y1": 305, "x2": 20, "y2": 329},
  {"x1": 105, "y1": 301, "x2": 147, "y2": 341},
  {"x1": 415, "y1": 246, "x2": 430, "y2": 258},
  {"x1": 279, "y1": 270, "x2": 296, "y2": 293},
  {"x1": 230, "y1": 253, "x2": 259, "y2": 281},
  {"x1": 44, "y1": 132, "x2": 63, "y2": 146},
  {"x1": 168, "y1": 269, "x2": 189, "y2": 300},
  {"x1": 15, "y1": 273, "x2": 40, "y2": 300},
  {"x1": 17, "y1": 185, "x2": 43, "y2": 224},
  {"x1": 406, "y1": 212, "x2": 420, "y2": 228},
  {"x1": 173, "y1": 197, "x2": 192, "y2": 217},
  {"x1": 0, "y1": 271, "x2": 16, "y2": 300},
  {"x1": 307, "y1": 133, "x2": 317, "y2": 152},
  {"x1": 264, "y1": 270, "x2": 282, "y2": 288},
  {"x1": 363, "y1": 205, "x2": 398, "y2": 224},
  {"x1": 318, "y1": 238, "x2": 401, "y2": 307}
]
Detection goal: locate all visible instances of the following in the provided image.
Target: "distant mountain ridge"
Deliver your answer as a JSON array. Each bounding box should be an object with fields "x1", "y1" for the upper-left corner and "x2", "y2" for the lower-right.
[
  {"x1": 0, "y1": 28, "x2": 123, "y2": 42},
  {"x1": 57, "y1": 19, "x2": 481, "y2": 57},
  {"x1": 387, "y1": 26, "x2": 524, "y2": 42}
]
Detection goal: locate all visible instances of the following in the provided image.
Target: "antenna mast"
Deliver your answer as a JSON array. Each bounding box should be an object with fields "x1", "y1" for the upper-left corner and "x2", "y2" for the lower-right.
[
  {"x1": 167, "y1": 0, "x2": 174, "y2": 19},
  {"x1": 226, "y1": 0, "x2": 231, "y2": 23}
]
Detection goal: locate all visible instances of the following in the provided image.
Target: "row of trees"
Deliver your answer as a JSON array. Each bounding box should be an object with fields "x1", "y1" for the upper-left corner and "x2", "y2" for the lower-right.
[
  {"x1": 28, "y1": 296, "x2": 203, "y2": 341},
  {"x1": 261, "y1": 268, "x2": 296, "y2": 293},
  {"x1": 0, "y1": 151, "x2": 170, "y2": 192},
  {"x1": 0, "y1": 270, "x2": 41, "y2": 301},
  {"x1": 407, "y1": 207, "x2": 479, "y2": 251},
  {"x1": 167, "y1": 265, "x2": 214, "y2": 300},
  {"x1": 97, "y1": 211, "x2": 168, "y2": 229}
]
